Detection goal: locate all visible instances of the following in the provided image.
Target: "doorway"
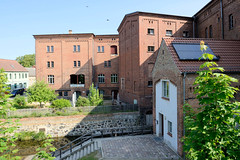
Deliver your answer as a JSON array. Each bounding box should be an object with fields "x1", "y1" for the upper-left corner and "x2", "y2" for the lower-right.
[
  {"x1": 76, "y1": 91, "x2": 81, "y2": 100},
  {"x1": 159, "y1": 113, "x2": 164, "y2": 137},
  {"x1": 111, "y1": 90, "x2": 118, "y2": 99}
]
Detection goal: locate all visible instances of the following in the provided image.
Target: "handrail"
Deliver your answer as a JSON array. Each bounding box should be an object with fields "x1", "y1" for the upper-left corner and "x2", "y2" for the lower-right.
[{"x1": 52, "y1": 125, "x2": 153, "y2": 159}]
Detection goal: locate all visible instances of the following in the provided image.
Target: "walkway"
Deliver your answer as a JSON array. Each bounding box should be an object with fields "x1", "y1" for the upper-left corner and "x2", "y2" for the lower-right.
[{"x1": 96, "y1": 135, "x2": 181, "y2": 160}]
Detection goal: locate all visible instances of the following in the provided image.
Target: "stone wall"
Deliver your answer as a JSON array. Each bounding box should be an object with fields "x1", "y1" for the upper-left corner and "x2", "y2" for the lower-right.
[{"x1": 16, "y1": 112, "x2": 142, "y2": 137}]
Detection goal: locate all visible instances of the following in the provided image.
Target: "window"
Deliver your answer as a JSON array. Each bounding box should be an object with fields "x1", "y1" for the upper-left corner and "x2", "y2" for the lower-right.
[
  {"x1": 24, "y1": 83, "x2": 27, "y2": 88},
  {"x1": 209, "y1": 25, "x2": 213, "y2": 38},
  {"x1": 73, "y1": 45, "x2": 80, "y2": 52},
  {"x1": 148, "y1": 46, "x2": 155, "y2": 52},
  {"x1": 47, "y1": 46, "x2": 54, "y2": 52},
  {"x1": 97, "y1": 46, "x2": 104, "y2": 52},
  {"x1": 111, "y1": 45, "x2": 118, "y2": 55},
  {"x1": 14, "y1": 83, "x2": 17, "y2": 88},
  {"x1": 19, "y1": 83, "x2": 23, "y2": 88},
  {"x1": 162, "y1": 81, "x2": 169, "y2": 98},
  {"x1": 9, "y1": 74, "x2": 12, "y2": 79},
  {"x1": 25, "y1": 74, "x2": 27, "y2": 78},
  {"x1": 99, "y1": 90, "x2": 104, "y2": 95},
  {"x1": 229, "y1": 14, "x2": 233, "y2": 30},
  {"x1": 168, "y1": 121, "x2": 172, "y2": 135},
  {"x1": 64, "y1": 91, "x2": 68, "y2": 96},
  {"x1": 98, "y1": 74, "x2": 105, "y2": 83},
  {"x1": 74, "y1": 61, "x2": 77, "y2": 67},
  {"x1": 104, "y1": 61, "x2": 111, "y2": 67},
  {"x1": 205, "y1": 27, "x2": 208, "y2": 38},
  {"x1": 51, "y1": 46, "x2": 54, "y2": 52},
  {"x1": 51, "y1": 61, "x2": 54, "y2": 68},
  {"x1": 111, "y1": 74, "x2": 118, "y2": 83},
  {"x1": 48, "y1": 75, "x2": 54, "y2": 84},
  {"x1": 47, "y1": 61, "x2": 50, "y2": 68},
  {"x1": 22, "y1": 73, "x2": 24, "y2": 79},
  {"x1": 15, "y1": 74, "x2": 16, "y2": 79},
  {"x1": 47, "y1": 46, "x2": 50, "y2": 52},
  {"x1": 166, "y1": 30, "x2": 172, "y2": 36},
  {"x1": 78, "y1": 61, "x2": 80, "y2": 67},
  {"x1": 183, "y1": 31, "x2": 189, "y2": 37},
  {"x1": 59, "y1": 91, "x2": 62, "y2": 96},
  {"x1": 70, "y1": 74, "x2": 85, "y2": 84},
  {"x1": 19, "y1": 73, "x2": 21, "y2": 79},
  {"x1": 148, "y1": 28, "x2": 154, "y2": 35},
  {"x1": 148, "y1": 81, "x2": 153, "y2": 87}
]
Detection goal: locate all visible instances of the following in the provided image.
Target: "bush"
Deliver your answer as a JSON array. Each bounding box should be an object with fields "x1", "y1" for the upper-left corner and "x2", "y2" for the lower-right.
[
  {"x1": 17, "y1": 131, "x2": 46, "y2": 141},
  {"x1": 51, "y1": 98, "x2": 71, "y2": 109},
  {"x1": 76, "y1": 96, "x2": 90, "y2": 107},
  {"x1": 13, "y1": 95, "x2": 26, "y2": 108}
]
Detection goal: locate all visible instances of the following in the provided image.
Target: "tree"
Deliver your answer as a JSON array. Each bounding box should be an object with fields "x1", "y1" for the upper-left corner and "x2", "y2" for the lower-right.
[
  {"x1": 88, "y1": 83, "x2": 103, "y2": 106},
  {"x1": 16, "y1": 54, "x2": 35, "y2": 67},
  {"x1": 183, "y1": 41, "x2": 240, "y2": 159},
  {"x1": 0, "y1": 69, "x2": 20, "y2": 160},
  {"x1": 27, "y1": 81, "x2": 57, "y2": 108}
]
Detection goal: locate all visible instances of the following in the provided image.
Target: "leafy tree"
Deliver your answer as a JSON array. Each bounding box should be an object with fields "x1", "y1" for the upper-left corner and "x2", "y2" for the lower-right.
[
  {"x1": 88, "y1": 83, "x2": 103, "y2": 106},
  {"x1": 0, "y1": 69, "x2": 20, "y2": 160},
  {"x1": 76, "y1": 96, "x2": 90, "y2": 107},
  {"x1": 27, "y1": 81, "x2": 57, "y2": 108},
  {"x1": 16, "y1": 54, "x2": 35, "y2": 67},
  {"x1": 13, "y1": 95, "x2": 26, "y2": 109},
  {"x1": 183, "y1": 41, "x2": 240, "y2": 159},
  {"x1": 51, "y1": 98, "x2": 71, "y2": 109}
]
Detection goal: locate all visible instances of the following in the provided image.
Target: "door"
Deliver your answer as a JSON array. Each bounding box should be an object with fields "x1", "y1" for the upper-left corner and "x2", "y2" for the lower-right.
[{"x1": 159, "y1": 113, "x2": 164, "y2": 137}]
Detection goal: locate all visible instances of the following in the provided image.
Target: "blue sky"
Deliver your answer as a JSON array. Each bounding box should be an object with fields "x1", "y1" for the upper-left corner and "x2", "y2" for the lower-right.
[{"x1": 0, "y1": 0, "x2": 210, "y2": 60}]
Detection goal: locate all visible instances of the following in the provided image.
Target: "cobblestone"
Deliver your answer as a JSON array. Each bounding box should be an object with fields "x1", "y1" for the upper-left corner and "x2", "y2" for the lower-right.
[{"x1": 98, "y1": 135, "x2": 181, "y2": 160}]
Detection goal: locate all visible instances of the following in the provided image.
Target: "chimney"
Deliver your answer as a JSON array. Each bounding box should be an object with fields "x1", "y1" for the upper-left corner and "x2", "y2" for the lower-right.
[{"x1": 69, "y1": 30, "x2": 72, "y2": 34}]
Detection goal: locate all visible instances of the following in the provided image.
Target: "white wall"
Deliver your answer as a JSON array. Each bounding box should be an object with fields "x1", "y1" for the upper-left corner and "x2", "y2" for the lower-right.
[
  {"x1": 155, "y1": 80, "x2": 178, "y2": 152},
  {"x1": 6, "y1": 71, "x2": 29, "y2": 90}
]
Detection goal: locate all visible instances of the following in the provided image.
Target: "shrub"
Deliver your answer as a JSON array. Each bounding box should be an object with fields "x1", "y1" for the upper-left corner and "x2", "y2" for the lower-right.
[
  {"x1": 88, "y1": 83, "x2": 103, "y2": 106},
  {"x1": 17, "y1": 131, "x2": 46, "y2": 141},
  {"x1": 76, "y1": 96, "x2": 90, "y2": 107},
  {"x1": 13, "y1": 95, "x2": 26, "y2": 108},
  {"x1": 51, "y1": 98, "x2": 71, "y2": 109}
]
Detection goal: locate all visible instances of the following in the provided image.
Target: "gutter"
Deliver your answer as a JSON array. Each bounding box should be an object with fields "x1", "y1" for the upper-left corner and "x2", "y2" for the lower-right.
[{"x1": 183, "y1": 72, "x2": 187, "y2": 159}]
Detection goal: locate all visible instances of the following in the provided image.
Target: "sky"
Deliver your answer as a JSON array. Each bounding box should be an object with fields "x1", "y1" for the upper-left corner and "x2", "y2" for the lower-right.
[{"x1": 0, "y1": 0, "x2": 210, "y2": 60}]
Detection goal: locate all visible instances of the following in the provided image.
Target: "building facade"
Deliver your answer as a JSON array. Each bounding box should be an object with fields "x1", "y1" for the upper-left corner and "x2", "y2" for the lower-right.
[
  {"x1": 152, "y1": 38, "x2": 240, "y2": 155},
  {"x1": 194, "y1": 0, "x2": 240, "y2": 40},
  {"x1": 117, "y1": 12, "x2": 193, "y2": 112},
  {"x1": 0, "y1": 59, "x2": 29, "y2": 91},
  {"x1": 34, "y1": 32, "x2": 119, "y2": 100}
]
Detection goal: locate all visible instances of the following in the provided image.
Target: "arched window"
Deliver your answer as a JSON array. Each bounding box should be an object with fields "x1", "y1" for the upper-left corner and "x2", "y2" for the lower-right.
[{"x1": 111, "y1": 45, "x2": 117, "y2": 55}]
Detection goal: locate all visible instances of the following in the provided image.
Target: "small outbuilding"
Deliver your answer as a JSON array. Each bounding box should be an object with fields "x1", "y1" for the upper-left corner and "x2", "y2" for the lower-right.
[{"x1": 152, "y1": 37, "x2": 240, "y2": 156}]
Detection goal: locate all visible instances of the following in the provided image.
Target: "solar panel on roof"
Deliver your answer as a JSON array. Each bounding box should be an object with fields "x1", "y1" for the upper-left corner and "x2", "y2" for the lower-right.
[{"x1": 172, "y1": 43, "x2": 218, "y2": 60}]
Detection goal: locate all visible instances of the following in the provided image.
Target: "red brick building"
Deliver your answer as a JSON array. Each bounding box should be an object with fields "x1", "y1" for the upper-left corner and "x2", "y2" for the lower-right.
[
  {"x1": 117, "y1": 12, "x2": 193, "y2": 112},
  {"x1": 34, "y1": 31, "x2": 119, "y2": 99},
  {"x1": 194, "y1": 0, "x2": 240, "y2": 40}
]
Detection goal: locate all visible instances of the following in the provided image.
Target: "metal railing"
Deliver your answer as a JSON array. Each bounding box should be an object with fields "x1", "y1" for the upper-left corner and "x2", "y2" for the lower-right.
[{"x1": 52, "y1": 125, "x2": 153, "y2": 159}]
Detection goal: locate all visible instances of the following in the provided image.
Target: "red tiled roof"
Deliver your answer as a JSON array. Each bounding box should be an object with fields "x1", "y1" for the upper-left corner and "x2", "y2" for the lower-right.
[
  {"x1": 0, "y1": 59, "x2": 27, "y2": 72},
  {"x1": 163, "y1": 37, "x2": 240, "y2": 73}
]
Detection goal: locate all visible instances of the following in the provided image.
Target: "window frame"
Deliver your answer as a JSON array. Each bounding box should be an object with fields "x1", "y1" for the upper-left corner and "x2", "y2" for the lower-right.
[
  {"x1": 148, "y1": 46, "x2": 155, "y2": 52},
  {"x1": 166, "y1": 30, "x2": 172, "y2": 36},
  {"x1": 229, "y1": 14, "x2": 233, "y2": 30},
  {"x1": 183, "y1": 31, "x2": 189, "y2": 38},
  {"x1": 209, "y1": 25, "x2": 213, "y2": 38},
  {"x1": 98, "y1": 74, "x2": 105, "y2": 83},
  {"x1": 48, "y1": 75, "x2": 54, "y2": 84},
  {"x1": 162, "y1": 80, "x2": 169, "y2": 98},
  {"x1": 111, "y1": 74, "x2": 118, "y2": 83},
  {"x1": 74, "y1": 61, "x2": 77, "y2": 67},
  {"x1": 168, "y1": 121, "x2": 173, "y2": 136},
  {"x1": 147, "y1": 28, "x2": 154, "y2": 35},
  {"x1": 148, "y1": 81, "x2": 153, "y2": 87}
]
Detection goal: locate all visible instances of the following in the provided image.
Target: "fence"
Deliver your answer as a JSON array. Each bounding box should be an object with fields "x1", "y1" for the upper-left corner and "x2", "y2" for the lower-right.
[{"x1": 7, "y1": 104, "x2": 139, "y2": 117}]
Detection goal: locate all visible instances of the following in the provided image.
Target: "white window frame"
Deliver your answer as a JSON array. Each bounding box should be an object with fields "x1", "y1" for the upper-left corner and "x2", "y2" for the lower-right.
[
  {"x1": 162, "y1": 80, "x2": 169, "y2": 98},
  {"x1": 48, "y1": 75, "x2": 54, "y2": 84},
  {"x1": 98, "y1": 74, "x2": 105, "y2": 83},
  {"x1": 111, "y1": 74, "x2": 118, "y2": 83},
  {"x1": 166, "y1": 30, "x2": 172, "y2": 36},
  {"x1": 148, "y1": 28, "x2": 154, "y2": 35}
]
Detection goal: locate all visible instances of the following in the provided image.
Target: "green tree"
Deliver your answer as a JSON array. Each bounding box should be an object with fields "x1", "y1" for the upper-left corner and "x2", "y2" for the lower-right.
[
  {"x1": 16, "y1": 54, "x2": 35, "y2": 67},
  {"x1": 0, "y1": 69, "x2": 20, "y2": 160},
  {"x1": 88, "y1": 83, "x2": 103, "y2": 106},
  {"x1": 183, "y1": 41, "x2": 240, "y2": 159},
  {"x1": 27, "y1": 81, "x2": 57, "y2": 108}
]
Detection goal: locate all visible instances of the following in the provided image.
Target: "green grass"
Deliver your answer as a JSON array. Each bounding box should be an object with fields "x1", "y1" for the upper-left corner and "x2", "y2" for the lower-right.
[{"x1": 79, "y1": 151, "x2": 99, "y2": 160}]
